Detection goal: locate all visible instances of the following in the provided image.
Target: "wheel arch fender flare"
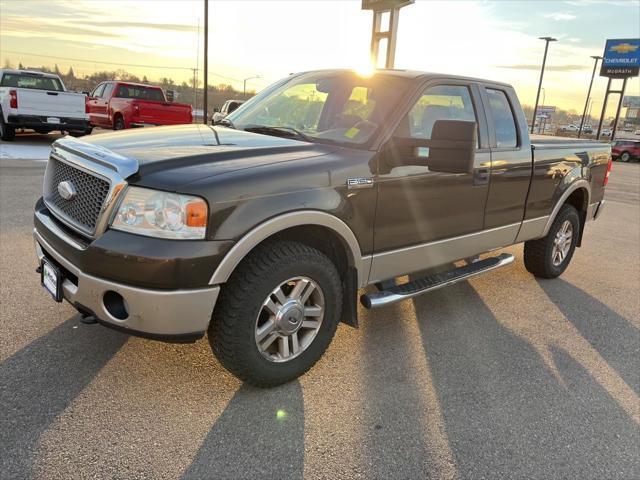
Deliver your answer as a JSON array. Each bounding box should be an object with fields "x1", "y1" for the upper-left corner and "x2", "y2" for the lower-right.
[
  {"x1": 541, "y1": 178, "x2": 591, "y2": 238},
  {"x1": 209, "y1": 211, "x2": 366, "y2": 286}
]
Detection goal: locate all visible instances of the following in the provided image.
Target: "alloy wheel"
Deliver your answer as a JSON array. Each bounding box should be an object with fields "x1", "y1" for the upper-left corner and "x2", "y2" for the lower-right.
[
  {"x1": 552, "y1": 220, "x2": 573, "y2": 266},
  {"x1": 255, "y1": 276, "x2": 325, "y2": 362}
]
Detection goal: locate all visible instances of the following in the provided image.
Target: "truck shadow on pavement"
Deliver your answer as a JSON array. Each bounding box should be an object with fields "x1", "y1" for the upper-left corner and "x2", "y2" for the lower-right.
[
  {"x1": 536, "y1": 278, "x2": 639, "y2": 394},
  {"x1": 409, "y1": 281, "x2": 639, "y2": 479},
  {"x1": 181, "y1": 381, "x2": 304, "y2": 480},
  {"x1": 0, "y1": 316, "x2": 128, "y2": 479}
]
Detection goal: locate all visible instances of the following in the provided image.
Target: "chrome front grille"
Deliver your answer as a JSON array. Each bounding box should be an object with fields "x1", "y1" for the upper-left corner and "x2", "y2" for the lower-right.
[{"x1": 43, "y1": 156, "x2": 111, "y2": 236}]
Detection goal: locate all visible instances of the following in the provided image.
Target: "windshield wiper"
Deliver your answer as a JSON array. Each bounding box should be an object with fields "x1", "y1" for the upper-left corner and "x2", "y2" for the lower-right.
[{"x1": 244, "y1": 125, "x2": 312, "y2": 142}]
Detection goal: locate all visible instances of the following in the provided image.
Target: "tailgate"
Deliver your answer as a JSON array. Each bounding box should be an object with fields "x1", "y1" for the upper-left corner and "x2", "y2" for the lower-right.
[
  {"x1": 17, "y1": 90, "x2": 86, "y2": 118},
  {"x1": 136, "y1": 101, "x2": 191, "y2": 124}
]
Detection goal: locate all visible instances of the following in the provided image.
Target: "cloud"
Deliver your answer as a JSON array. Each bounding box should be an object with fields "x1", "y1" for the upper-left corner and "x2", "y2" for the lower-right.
[
  {"x1": 543, "y1": 12, "x2": 577, "y2": 21},
  {"x1": 496, "y1": 64, "x2": 590, "y2": 72}
]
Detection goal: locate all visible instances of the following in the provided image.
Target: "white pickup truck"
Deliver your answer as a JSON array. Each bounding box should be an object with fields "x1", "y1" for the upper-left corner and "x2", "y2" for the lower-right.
[{"x1": 0, "y1": 69, "x2": 90, "y2": 141}]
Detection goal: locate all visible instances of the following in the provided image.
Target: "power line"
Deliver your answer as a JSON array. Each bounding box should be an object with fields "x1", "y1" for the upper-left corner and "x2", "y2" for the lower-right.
[
  {"x1": 1, "y1": 49, "x2": 245, "y2": 83},
  {"x1": 2, "y1": 50, "x2": 190, "y2": 71}
]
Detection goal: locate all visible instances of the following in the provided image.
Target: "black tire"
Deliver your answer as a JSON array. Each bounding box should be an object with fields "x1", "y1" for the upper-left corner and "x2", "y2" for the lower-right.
[
  {"x1": 620, "y1": 151, "x2": 630, "y2": 162},
  {"x1": 113, "y1": 116, "x2": 125, "y2": 130},
  {"x1": 524, "y1": 204, "x2": 580, "y2": 279},
  {"x1": 209, "y1": 241, "x2": 343, "y2": 387},
  {"x1": 0, "y1": 115, "x2": 15, "y2": 141}
]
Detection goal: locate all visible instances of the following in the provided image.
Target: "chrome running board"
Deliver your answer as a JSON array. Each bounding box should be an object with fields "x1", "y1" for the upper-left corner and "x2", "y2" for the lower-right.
[{"x1": 361, "y1": 253, "x2": 515, "y2": 309}]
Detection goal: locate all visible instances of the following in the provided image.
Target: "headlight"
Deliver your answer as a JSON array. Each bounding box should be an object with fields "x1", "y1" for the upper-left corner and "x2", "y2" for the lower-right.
[{"x1": 111, "y1": 186, "x2": 208, "y2": 240}]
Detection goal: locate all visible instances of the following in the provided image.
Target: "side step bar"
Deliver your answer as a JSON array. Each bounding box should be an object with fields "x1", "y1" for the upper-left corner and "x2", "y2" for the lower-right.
[{"x1": 361, "y1": 253, "x2": 515, "y2": 309}]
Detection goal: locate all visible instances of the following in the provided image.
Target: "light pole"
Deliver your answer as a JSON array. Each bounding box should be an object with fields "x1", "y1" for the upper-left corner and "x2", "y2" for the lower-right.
[
  {"x1": 538, "y1": 88, "x2": 546, "y2": 133},
  {"x1": 578, "y1": 55, "x2": 602, "y2": 138},
  {"x1": 243, "y1": 75, "x2": 260, "y2": 98},
  {"x1": 203, "y1": 0, "x2": 208, "y2": 124},
  {"x1": 531, "y1": 36, "x2": 557, "y2": 134}
]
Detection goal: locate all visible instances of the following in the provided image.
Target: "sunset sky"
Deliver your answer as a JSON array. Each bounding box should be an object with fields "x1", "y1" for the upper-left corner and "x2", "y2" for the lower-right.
[{"x1": 1, "y1": 0, "x2": 639, "y2": 114}]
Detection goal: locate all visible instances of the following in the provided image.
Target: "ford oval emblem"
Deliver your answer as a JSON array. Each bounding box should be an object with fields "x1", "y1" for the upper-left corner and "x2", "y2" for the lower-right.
[{"x1": 57, "y1": 181, "x2": 77, "y2": 201}]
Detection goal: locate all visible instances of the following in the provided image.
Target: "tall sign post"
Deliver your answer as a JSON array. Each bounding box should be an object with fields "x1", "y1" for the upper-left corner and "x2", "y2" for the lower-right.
[
  {"x1": 596, "y1": 38, "x2": 639, "y2": 140},
  {"x1": 362, "y1": 0, "x2": 414, "y2": 69},
  {"x1": 578, "y1": 55, "x2": 601, "y2": 138}
]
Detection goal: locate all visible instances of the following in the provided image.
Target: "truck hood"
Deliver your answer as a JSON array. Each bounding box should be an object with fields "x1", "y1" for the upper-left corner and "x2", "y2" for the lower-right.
[{"x1": 52, "y1": 124, "x2": 337, "y2": 189}]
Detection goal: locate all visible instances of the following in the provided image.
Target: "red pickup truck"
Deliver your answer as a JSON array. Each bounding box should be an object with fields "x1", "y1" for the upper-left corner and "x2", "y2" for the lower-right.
[{"x1": 87, "y1": 81, "x2": 192, "y2": 130}]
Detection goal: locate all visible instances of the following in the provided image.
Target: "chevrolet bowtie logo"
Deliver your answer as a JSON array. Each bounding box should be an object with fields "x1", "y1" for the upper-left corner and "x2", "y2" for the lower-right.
[{"x1": 610, "y1": 43, "x2": 638, "y2": 54}]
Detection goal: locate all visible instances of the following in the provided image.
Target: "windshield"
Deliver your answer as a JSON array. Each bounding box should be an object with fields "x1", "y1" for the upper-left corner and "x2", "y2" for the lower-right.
[
  {"x1": 226, "y1": 71, "x2": 411, "y2": 146},
  {"x1": 1, "y1": 73, "x2": 64, "y2": 92}
]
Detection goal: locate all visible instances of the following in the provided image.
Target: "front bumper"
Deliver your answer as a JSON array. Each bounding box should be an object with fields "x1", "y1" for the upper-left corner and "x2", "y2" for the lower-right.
[
  {"x1": 8, "y1": 114, "x2": 89, "y2": 132},
  {"x1": 35, "y1": 228, "x2": 220, "y2": 341}
]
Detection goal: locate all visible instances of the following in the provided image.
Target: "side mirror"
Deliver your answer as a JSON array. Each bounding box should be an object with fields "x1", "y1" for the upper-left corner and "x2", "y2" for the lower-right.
[
  {"x1": 213, "y1": 107, "x2": 220, "y2": 113},
  {"x1": 387, "y1": 120, "x2": 476, "y2": 174},
  {"x1": 211, "y1": 112, "x2": 225, "y2": 124}
]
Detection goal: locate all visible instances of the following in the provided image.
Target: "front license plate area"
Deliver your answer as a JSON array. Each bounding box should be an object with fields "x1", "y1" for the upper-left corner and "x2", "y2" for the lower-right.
[{"x1": 41, "y1": 259, "x2": 63, "y2": 302}]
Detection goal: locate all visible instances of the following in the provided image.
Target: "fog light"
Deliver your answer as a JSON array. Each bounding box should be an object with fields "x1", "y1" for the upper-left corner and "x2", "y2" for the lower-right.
[{"x1": 103, "y1": 290, "x2": 129, "y2": 320}]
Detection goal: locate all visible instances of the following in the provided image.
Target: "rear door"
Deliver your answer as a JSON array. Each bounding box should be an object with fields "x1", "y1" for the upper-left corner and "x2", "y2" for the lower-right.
[
  {"x1": 370, "y1": 80, "x2": 492, "y2": 281},
  {"x1": 480, "y1": 85, "x2": 532, "y2": 230}
]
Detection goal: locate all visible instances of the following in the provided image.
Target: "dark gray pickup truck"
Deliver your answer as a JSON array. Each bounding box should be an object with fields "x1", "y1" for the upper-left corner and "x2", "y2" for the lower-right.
[{"x1": 34, "y1": 69, "x2": 611, "y2": 386}]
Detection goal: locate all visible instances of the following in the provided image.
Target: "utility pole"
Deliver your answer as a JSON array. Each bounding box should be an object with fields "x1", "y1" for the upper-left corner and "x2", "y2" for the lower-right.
[
  {"x1": 578, "y1": 55, "x2": 601, "y2": 138},
  {"x1": 531, "y1": 36, "x2": 557, "y2": 134},
  {"x1": 203, "y1": 0, "x2": 208, "y2": 124}
]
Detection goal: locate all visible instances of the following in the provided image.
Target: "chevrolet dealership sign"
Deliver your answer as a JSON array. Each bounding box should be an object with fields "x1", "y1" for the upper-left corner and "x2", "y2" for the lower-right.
[{"x1": 600, "y1": 38, "x2": 640, "y2": 78}]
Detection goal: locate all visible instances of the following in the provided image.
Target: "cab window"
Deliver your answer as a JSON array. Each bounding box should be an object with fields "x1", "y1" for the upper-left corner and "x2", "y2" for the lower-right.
[
  {"x1": 485, "y1": 89, "x2": 518, "y2": 148},
  {"x1": 91, "y1": 84, "x2": 105, "y2": 98},
  {"x1": 405, "y1": 85, "x2": 477, "y2": 141}
]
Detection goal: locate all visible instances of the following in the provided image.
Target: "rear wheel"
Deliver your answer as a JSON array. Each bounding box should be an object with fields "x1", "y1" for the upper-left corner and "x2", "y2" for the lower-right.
[
  {"x1": 113, "y1": 116, "x2": 125, "y2": 130},
  {"x1": 0, "y1": 115, "x2": 15, "y2": 141},
  {"x1": 524, "y1": 204, "x2": 580, "y2": 279},
  {"x1": 209, "y1": 241, "x2": 343, "y2": 387},
  {"x1": 620, "y1": 151, "x2": 630, "y2": 162}
]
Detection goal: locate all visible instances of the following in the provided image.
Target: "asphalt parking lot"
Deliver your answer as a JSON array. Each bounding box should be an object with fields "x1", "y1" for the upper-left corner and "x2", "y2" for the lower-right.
[{"x1": 1, "y1": 149, "x2": 639, "y2": 479}]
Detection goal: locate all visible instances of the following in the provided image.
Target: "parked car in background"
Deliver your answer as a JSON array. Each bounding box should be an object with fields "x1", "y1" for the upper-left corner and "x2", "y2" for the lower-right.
[
  {"x1": 34, "y1": 69, "x2": 611, "y2": 386},
  {"x1": 87, "y1": 81, "x2": 192, "y2": 130},
  {"x1": 634, "y1": 128, "x2": 640, "y2": 135},
  {"x1": 561, "y1": 124, "x2": 579, "y2": 132},
  {"x1": 581, "y1": 125, "x2": 593, "y2": 134},
  {"x1": 611, "y1": 139, "x2": 640, "y2": 162},
  {"x1": 211, "y1": 99, "x2": 245, "y2": 124},
  {"x1": 0, "y1": 69, "x2": 90, "y2": 141},
  {"x1": 601, "y1": 128, "x2": 612, "y2": 137}
]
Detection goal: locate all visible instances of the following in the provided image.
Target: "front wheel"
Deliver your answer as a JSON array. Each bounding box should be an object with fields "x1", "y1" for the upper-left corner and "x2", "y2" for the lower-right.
[
  {"x1": 524, "y1": 204, "x2": 580, "y2": 279},
  {"x1": 620, "y1": 151, "x2": 631, "y2": 162},
  {"x1": 209, "y1": 241, "x2": 343, "y2": 387}
]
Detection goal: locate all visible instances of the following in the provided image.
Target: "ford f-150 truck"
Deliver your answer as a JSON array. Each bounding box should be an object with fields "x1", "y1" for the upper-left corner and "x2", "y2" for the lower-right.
[
  {"x1": 0, "y1": 69, "x2": 90, "y2": 141},
  {"x1": 87, "y1": 81, "x2": 192, "y2": 130},
  {"x1": 34, "y1": 69, "x2": 610, "y2": 387}
]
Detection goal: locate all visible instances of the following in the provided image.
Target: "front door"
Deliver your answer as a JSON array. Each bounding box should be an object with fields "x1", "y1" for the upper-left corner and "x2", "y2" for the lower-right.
[{"x1": 370, "y1": 82, "x2": 492, "y2": 282}]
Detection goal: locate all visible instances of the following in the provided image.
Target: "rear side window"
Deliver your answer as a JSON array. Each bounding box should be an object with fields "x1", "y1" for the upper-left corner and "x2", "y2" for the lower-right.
[
  {"x1": 115, "y1": 85, "x2": 165, "y2": 102},
  {"x1": 1, "y1": 73, "x2": 63, "y2": 92},
  {"x1": 486, "y1": 89, "x2": 518, "y2": 148}
]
